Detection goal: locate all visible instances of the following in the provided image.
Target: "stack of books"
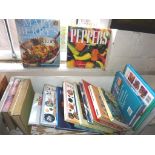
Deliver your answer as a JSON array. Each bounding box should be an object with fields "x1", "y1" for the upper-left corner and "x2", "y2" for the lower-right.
[{"x1": 1, "y1": 64, "x2": 155, "y2": 134}]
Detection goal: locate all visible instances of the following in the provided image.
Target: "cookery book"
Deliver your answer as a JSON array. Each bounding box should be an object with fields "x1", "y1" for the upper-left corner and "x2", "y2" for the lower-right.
[
  {"x1": 56, "y1": 87, "x2": 84, "y2": 132},
  {"x1": 28, "y1": 93, "x2": 42, "y2": 125},
  {"x1": 67, "y1": 26, "x2": 111, "y2": 69},
  {"x1": 82, "y1": 80, "x2": 123, "y2": 132},
  {"x1": 111, "y1": 71, "x2": 145, "y2": 126},
  {"x1": 123, "y1": 64, "x2": 155, "y2": 130},
  {"x1": 98, "y1": 87, "x2": 129, "y2": 129},
  {"x1": 9, "y1": 79, "x2": 34, "y2": 134},
  {"x1": 40, "y1": 84, "x2": 57, "y2": 127},
  {"x1": 15, "y1": 19, "x2": 60, "y2": 67}
]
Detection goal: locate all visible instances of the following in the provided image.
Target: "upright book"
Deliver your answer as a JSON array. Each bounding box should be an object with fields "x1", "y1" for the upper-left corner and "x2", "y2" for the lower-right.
[
  {"x1": 123, "y1": 64, "x2": 155, "y2": 130},
  {"x1": 56, "y1": 87, "x2": 84, "y2": 132},
  {"x1": 15, "y1": 19, "x2": 60, "y2": 67},
  {"x1": 111, "y1": 71, "x2": 145, "y2": 126},
  {"x1": 40, "y1": 84, "x2": 57, "y2": 127},
  {"x1": 67, "y1": 26, "x2": 111, "y2": 69}
]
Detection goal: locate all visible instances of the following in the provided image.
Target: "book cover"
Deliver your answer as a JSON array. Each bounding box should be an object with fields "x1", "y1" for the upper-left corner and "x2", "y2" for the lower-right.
[
  {"x1": 82, "y1": 80, "x2": 124, "y2": 132},
  {"x1": 9, "y1": 79, "x2": 35, "y2": 134},
  {"x1": 56, "y1": 87, "x2": 84, "y2": 132},
  {"x1": 74, "y1": 83, "x2": 112, "y2": 134},
  {"x1": 67, "y1": 26, "x2": 111, "y2": 69},
  {"x1": 123, "y1": 64, "x2": 155, "y2": 129},
  {"x1": 63, "y1": 81, "x2": 80, "y2": 125},
  {"x1": 28, "y1": 93, "x2": 42, "y2": 125},
  {"x1": 98, "y1": 87, "x2": 129, "y2": 129},
  {"x1": 111, "y1": 71, "x2": 145, "y2": 126},
  {"x1": 40, "y1": 84, "x2": 57, "y2": 127},
  {"x1": 1, "y1": 78, "x2": 21, "y2": 130},
  {"x1": 0, "y1": 74, "x2": 8, "y2": 100},
  {"x1": 15, "y1": 19, "x2": 60, "y2": 67}
]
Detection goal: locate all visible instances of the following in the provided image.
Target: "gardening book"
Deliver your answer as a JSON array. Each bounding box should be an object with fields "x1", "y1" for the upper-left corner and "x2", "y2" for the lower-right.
[
  {"x1": 15, "y1": 19, "x2": 60, "y2": 67},
  {"x1": 67, "y1": 26, "x2": 111, "y2": 69}
]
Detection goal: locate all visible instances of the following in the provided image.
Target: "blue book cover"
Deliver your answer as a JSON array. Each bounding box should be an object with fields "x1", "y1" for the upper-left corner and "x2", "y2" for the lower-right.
[
  {"x1": 55, "y1": 87, "x2": 85, "y2": 132},
  {"x1": 15, "y1": 19, "x2": 60, "y2": 67},
  {"x1": 123, "y1": 64, "x2": 155, "y2": 129},
  {"x1": 111, "y1": 71, "x2": 145, "y2": 125}
]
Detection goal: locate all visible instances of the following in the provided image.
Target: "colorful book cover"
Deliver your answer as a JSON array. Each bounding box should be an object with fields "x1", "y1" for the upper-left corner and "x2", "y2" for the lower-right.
[
  {"x1": 98, "y1": 87, "x2": 129, "y2": 129},
  {"x1": 56, "y1": 87, "x2": 84, "y2": 132},
  {"x1": 63, "y1": 81, "x2": 80, "y2": 125},
  {"x1": 82, "y1": 80, "x2": 124, "y2": 132},
  {"x1": 28, "y1": 93, "x2": 42, "y2": 125},
  {"x1": 40, "y1": 84, "x2": 57, "y2": 127},
  {"x1": 123, "y1": 64, "x2": 155, "y2": 130},
  {"x1": 15, "y1": 19, "x2": 60, "y2": 67},
  {"x1": 67, "y1": 26, "x2": 111, "y2": 69},
  {"x1": 111, "y1": 71, "x2": 145, "y2": 126},
  {"x1": 75, "y1": 83, "x2": 113, "y2": 134}
]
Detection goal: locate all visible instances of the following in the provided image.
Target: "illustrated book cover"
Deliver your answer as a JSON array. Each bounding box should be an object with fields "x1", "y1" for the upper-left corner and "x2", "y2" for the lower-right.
[
  {"x1": 15, "y1": 19, "x2": 60, "y2": 67},
  {"x1": 67, "y1": 26, "x2": 111, "y2": 69},
  {"x1": 111, "y1": 71, "x2": 145, "y2": 126},
  {"x1": 40, "y1": 84, "x2": 57, "y2": 127}
]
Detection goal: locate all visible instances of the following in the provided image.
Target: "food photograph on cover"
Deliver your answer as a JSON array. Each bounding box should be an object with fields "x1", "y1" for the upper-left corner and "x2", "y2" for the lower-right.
[{"x1": 0, "y1": 19, "x2": 155, "y2": 135}]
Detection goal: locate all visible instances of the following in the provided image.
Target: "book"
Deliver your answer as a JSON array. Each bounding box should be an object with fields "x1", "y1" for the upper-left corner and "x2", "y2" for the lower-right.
[
  {"x1": 9, "y1": 79, "x2": 35, "y2": 134},
  {"x1": 40, "y1": 84, "x2": 57, "y2": 127},
  {"x1": 82, "y1": 80, "x2": 124, "y2": 132},
  {"x1": 63, "y1": 81, "x2": 80, "y2": 125},
  {"x1": 111, "y1": 71, "x2": 145, "y2": 126},
  {"x1": 98, "y1": 87, "x2": 129, "y2": 129},
  {"x1": 67, "y1": 26, "x2": 111, "y2": 69},
  {"x1": 1, "y1": 78, "x2": 21, "y2": 130},
  {"x1": 123, "y1": 64, "x2": 155, "y2": 130},
  {"x1": 0, "y1": 74, "x2": 8, "y2": 100},
  {"x1": 74, "y1": 83, "x2": 113, "y2": 134},
  {"x1": 56, "y1": 87, "x2": 84, "y2": 132},
  {"x1": 15, "y1": 19, "x2": 60, "y2": 67},
  {"x1": 28, "y1": 93, "x2": 42, "y2": 125}
]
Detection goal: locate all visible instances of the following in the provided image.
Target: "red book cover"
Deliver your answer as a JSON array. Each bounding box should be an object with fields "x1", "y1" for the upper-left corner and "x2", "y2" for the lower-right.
[{"x1": 82, "y1": 80, "x2": 126, "y2": 132}]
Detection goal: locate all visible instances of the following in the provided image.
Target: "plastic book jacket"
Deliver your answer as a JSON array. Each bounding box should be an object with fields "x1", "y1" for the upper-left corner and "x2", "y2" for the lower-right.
[
  {"x1": 15, "y1": 19, "x2": 60, "y2": 67},
  {"x1": 111, "y1": 71, "x2": 145, "y2": 125},
  {"x1": 67, "y1": 26, "x2": 111, "y2": 69},
  {"x1": 56, "y1": 87, "x2": 84, "y2": 131}
]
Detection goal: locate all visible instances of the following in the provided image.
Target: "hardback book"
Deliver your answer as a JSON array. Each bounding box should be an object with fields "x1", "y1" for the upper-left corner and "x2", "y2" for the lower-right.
[
  {"x1": 74, "y1": 83, "x2": 113, "y2": 134},
  {"x1": 123, "y1": 64, "x2": 155, "y2": 130},
  {"x1": 98, "y1": 87, "x2": 129, "y2": 129},
  {"x1": 82, "y1": 80, "x2": 124, "y2": 132},
  {"x1": 28, "y1": 93, "x2": 42, "y2": 125},
  {"x1": 63, "y1": 81, "x2": 80, "y2": 125},
  {"x1": 15, "y1": 19, "x2": 60, "y2": 67},
  {"x1": 67, "y1": 26, "x2": 111, "y2": 69},
  {"x1": 1, "y1": 78, "x2": 21, "y2": 130},
  {"x1": 0, "y1": 74, "x2": 8, "y2": 100},
  {"x1": 9, "y1": 79, "x2": 35, "y2": 134},
  {"x1": 56, "y1": 87, "x2": 85, "y2": 132},
  {"x1": 111, "y1": 71, "x2": 145, "y2": 126},
  {"x1": 40, "y1": 84, "x2": 57, "y2": 127}
]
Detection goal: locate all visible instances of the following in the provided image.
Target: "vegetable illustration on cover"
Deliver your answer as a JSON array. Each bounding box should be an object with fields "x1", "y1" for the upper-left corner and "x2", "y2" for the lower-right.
[
  {"x1": 15, "y1": 19, "x2": 60, "y2": 67},
  {"x1": 67, "y1": 26, "x2": 111, "y2": 69}
]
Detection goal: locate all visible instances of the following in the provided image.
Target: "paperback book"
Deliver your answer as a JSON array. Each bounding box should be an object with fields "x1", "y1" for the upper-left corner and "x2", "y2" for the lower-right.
[
  {"x1": 15, "y1": 19, "x2": 60, "y2": 67},
  {"x1": 67, "y1": 26, "x2": 111, "y2": 69}
]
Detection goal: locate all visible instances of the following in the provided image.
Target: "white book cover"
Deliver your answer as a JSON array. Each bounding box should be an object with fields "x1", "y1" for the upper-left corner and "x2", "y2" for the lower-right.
[
  {"x1": 28, "y1": 93, "x2": 42, "y2": 125},
  {"x1": 40, "y1": 84, "x2": 57, "y2": 127}
]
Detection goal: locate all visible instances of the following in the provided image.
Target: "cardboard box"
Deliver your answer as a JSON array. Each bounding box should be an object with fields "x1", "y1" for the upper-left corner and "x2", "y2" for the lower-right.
[{"x1": 9, "y1": 79, "x2": 34, "y2": 134}]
